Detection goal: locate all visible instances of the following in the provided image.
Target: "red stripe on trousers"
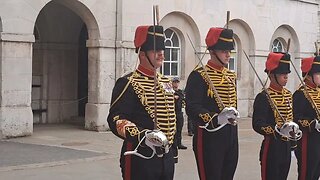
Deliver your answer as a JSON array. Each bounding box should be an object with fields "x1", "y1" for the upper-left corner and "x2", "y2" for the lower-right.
[
  {"x1": 197, "y1": 127, "x2": 206, "y2": 180},
  {"x1": 300, "y1": 132, "x2": 308, "y2": 180},
  {"x1": 261, "y1": 136, "x2": 270, "y2": 180},
  {"x1": 124, "y1": 142, "x2": 133, "y2": 180}
]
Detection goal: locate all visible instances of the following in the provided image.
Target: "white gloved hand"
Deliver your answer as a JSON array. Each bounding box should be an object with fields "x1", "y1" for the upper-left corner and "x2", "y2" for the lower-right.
[
  {"x1": 144, "y1": 130, "x2": 169, "y2": 157},
  {"x1": 276, "y1": 121, "x2": 302, "y2": 140},
  {"x1": 217, "y1": 107, "x2": 240, "y2": 125},
  {"x1": 314, "y1": 119, "x2": 320, "y2": 132}
]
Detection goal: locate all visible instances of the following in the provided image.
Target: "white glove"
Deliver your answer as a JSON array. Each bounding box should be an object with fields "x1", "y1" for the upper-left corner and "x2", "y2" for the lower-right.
[
  {"x1": 144, "y1": 130, "x2": 169, "y2": 157},
  {"x1": 217, "y1": 107, "x2": 240, "y2": 125},
  {"x1": 315, "y1": 119, "x2": 320, "y2": 132},
  {"x1": 276, "y1": 121, "x2": 302, "y2": 140}
]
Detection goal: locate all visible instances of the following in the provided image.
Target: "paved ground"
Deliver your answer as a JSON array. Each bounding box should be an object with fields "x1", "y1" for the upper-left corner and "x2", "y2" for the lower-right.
[{"x1": 0, "y1": 118, "x2": 298, "y2": 180}]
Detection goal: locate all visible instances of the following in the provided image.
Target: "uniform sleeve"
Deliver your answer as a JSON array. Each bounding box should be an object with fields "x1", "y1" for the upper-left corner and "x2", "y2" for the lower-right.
[
  {"x1": 252, "y1": 92, "x2": 276, "y2": 137},
  {"x1": 293, "y1": 90, "x2": 316, "y2": 132},
  {"x1": 185, "y1": 71, "x2": 219, "y2": 127},
  {"x1": 107, "y1": 77, "x2": 148, "y2": 143}
]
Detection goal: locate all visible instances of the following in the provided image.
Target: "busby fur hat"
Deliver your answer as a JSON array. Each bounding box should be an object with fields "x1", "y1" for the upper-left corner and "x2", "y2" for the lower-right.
[
  {"x1": 265, "y1": 52, "x2": 291, "y2": 74},
  {"x1": 301, "y1": 56, "x2": 320, "y2": 77},
  {"x1": 205, "y1": 28, "x2": 234, "y2": 50},
  {"x1": 134, "y1": 25, "x2": 165, "y2": 53}
]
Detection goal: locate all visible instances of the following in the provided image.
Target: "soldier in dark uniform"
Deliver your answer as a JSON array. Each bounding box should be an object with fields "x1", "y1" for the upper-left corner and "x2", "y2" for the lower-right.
[
  {"x1": 172, "y1": 77, "x2": 187, "y2": 150},
  {"x1": 293, "y1": 56, "x2": 320, "y2": 180},
  {"x1": 107, "y1": 25, "x2": 177, "y2": 180},
  {"x1": 252, "y1": 52, "x2": 301, "y2": 180},
  {"x1": 185, "y1": 27, "x2": 240, "y2": 180}
]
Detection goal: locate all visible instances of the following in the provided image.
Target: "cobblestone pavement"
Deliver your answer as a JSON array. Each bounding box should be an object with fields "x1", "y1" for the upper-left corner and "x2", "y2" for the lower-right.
[{"x1": 0, "y1": 118, "x2": 298, "y2": 180}]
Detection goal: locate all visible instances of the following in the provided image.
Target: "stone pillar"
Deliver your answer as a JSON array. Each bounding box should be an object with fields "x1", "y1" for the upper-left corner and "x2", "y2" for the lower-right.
[
  {"x1": 0, "y1": 33, "x2": 34, "y2": 138},
  {"x1": 85, "y1": 39, "x2": 115, "y2": 131}
]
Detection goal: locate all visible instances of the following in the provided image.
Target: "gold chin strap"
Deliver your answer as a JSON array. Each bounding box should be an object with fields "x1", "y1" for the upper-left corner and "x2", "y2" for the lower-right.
[
  {"x1": 147, "y1": 32, "x2": 164, "y2": 37},
  {"x1": 279, "y1": 60, "x2": 290, "y2": 63},
  {"x1": 219, "y1": 37, "x2": 233, "y2": 42}
]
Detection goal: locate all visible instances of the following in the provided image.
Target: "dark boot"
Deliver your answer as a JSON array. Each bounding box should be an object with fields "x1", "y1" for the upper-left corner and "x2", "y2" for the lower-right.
[{"x1": 178, "y1": 144, "x2": 187, "y2": 150}]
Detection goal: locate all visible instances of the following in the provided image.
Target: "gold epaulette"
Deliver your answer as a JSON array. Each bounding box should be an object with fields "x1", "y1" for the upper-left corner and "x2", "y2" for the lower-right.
[{"x1": 110, "y1": 73, "x2": 133, "y2": 108}]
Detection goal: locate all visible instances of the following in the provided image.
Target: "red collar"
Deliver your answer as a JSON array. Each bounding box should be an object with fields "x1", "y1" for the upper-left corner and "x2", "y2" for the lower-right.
[
  {"x1": 137, "y1": 65, "x2": 155, "y2": 77},
  {"x1": 305, "y1": 79, "x2": 317, "y2": 89},
  {"x1": 269, "y1": 82, "x2": 284, "y2": 93},
  {"x1": 207, "y1": 60, "x2": 224, "y2": 71}
]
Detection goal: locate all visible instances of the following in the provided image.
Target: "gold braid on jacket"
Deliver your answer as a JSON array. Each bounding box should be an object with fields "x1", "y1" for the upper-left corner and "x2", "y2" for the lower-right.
[
  {"x1": 197, "y1": 65, "x2": 237, "y2": 111},
  {"x1": 299, "y1": 85, "x2": 320, "y2": 127},
  {"x1": 267, "y1": 87, "x2": 293, "y2": 127},
  {"x1": 129, "y1": 71, "x2": 176, "y2": 144}
]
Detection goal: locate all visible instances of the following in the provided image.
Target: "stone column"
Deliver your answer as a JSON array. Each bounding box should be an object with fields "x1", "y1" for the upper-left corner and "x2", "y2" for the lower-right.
[
  {"x1": 85, "y1": 39, "x2": 115, "y2": 131},
  {"x1": 0, "y1": 33, "x2": 34, "y2": 138}
]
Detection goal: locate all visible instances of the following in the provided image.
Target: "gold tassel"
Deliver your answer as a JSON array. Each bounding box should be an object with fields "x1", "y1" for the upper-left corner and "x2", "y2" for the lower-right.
[{"x1": 207, "y1": 88, "x2": 214, "y2": 98}]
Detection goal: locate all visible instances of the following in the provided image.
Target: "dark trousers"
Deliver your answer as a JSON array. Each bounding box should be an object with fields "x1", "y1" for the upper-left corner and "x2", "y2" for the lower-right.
[
  {"x1": 187, "y1": 117, "x2": 194, "y2": 134},
  {"x1": 193, "y1": 125, "x2": 238, "y2": 180},
  {"x1": 295, "y1": 131, "x2": 320, "y2": 180},
  {"x1": 120, "y1": 142, "x2": 175, "y2": 180},
  {"x1": 175, "y1": 112, "x2": 184, "y2": 145},
  {"x1": 259, "y1": 136, "x2": 291, "y2": 180}
]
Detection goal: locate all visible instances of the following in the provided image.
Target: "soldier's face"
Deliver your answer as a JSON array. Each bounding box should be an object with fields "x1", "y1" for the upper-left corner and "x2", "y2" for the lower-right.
[
  {"x1": 275, "y1": 73, "x2": 288, "y2": 86},
  {"x1": 213, "y1": 50, "x2": 231, "y2": 65},
  {"x1": 172, "y1": 81, "x2": 179, "y2": 89},
  {"x1": 146, "y1": 50, "x2": 164, "y2": 69},
  {"x1": 312, "y1": 72, "x2": 320, "y2": 86}
]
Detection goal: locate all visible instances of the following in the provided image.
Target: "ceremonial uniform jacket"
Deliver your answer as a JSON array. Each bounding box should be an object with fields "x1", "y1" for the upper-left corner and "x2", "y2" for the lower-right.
[
  {"x1": 186, "y1": 61, "x2": 237, "y2": 128},
  {"x1": 293, "y1": 84, "x2": 320, "y2": 132},
  {"x1": 253, "y1": 85, "x2": 293, "y2": 140},
  {"x1": 107, "y1": 68, "x2": 176, "y2": 147}
]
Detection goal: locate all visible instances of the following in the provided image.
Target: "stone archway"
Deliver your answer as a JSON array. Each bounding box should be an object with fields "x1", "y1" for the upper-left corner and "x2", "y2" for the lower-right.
[{"x1": 32, "y1": 0, "x2": 101, "y2": 128}]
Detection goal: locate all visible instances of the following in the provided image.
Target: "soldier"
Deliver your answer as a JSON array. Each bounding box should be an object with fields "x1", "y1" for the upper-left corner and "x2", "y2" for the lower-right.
[
  {"x1": 107, "y1": 25, "x2": 177, "y2": 180},
  {"x1": 172, "y1": 77, "x2": 187, "y2": 150},
  {"x1": 185, "y1": 27, "x2": 240, "y2": 180},
  {"x1": 252, "y1": 52, "x2": 301, "y2": 180},
  {"x1": 293, "y1": 56, "x2": 320, "y2": 180}
]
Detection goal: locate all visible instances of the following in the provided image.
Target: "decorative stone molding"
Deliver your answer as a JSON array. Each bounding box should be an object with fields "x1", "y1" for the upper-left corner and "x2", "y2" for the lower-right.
[{"x1": 0, "y1": 32, "x2": 35, "y2": 43}]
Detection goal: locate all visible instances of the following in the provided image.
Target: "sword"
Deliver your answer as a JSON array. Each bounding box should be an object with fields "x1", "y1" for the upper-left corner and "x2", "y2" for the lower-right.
[{"x1": 152, "y1": 5, "x2": 159, "y2": 130}]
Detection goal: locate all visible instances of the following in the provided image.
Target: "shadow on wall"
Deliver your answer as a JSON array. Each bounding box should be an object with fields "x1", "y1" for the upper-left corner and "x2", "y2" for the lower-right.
[{"x1": 0, "y1": 16, "x2": 2, "y2": 32}]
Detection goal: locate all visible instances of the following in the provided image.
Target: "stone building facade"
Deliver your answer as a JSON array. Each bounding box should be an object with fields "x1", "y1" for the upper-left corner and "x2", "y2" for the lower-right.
[{"x1": 0, "y1": 0, "x2": 319, "y2": 138}]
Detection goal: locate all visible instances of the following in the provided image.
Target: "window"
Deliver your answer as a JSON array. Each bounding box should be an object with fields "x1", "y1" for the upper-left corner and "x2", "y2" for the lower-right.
[
  {"x1": 161, "y1": 29, "x2": 181, "y2": 77},
  {"x1": 271, "y1": 39, "x2": 283, "y2": 52},
  {"x1": 228, "y1": 40, "x2": 237, "y2": 72}
]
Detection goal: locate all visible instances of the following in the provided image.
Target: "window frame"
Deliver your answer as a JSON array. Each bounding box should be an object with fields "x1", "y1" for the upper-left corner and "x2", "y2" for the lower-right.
[{"x1": 162, "y1": 28, "x2": 181, "y2": 77}]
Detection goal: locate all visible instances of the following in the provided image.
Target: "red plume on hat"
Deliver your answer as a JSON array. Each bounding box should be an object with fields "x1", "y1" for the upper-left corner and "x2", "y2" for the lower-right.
[
  {"x1": 205, "y1": 28, "x2": 224, "y2": 48},
  {"x1": 265, "y1": 52, "x2": 285, "y2": 71},
  {"x1": 301, "y1": 57, "x2": 314, "y2": 73},
  {"x1": 134, "y1": 26, "x2": 150, "y2": 49}
]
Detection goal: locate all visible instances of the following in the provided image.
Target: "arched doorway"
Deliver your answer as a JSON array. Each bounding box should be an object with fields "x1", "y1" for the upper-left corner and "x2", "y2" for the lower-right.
[{"x1": 32, "y1": 1, "x2": 88, "y2": 125}]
